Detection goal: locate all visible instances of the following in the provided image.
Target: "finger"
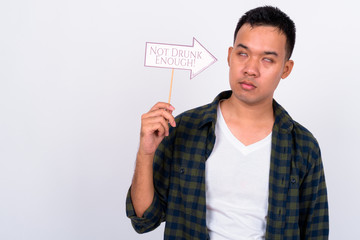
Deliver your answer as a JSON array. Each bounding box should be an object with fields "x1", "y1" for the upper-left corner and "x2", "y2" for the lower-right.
[
  {"x1": 141, "y1": 123, "x2": 167, "y2": 140},
  {"x1": 147, "y1": 117, "x2": 169, "y2": 136},
  {"x1": 149, "y1": 102, "x2": 175, "y2": 112},
  {"x1": 151, "y1": 109, "x2": 175, "y2": 126},
  {"x1": 142, "y1": 116, "x2": 170, "y2": 136},
  {"x1": 143, "y1": 109, "x2": 176, "y2": 127},
  {"x1": 152, "y1": 122, "x2": 167, "y2": 137}
]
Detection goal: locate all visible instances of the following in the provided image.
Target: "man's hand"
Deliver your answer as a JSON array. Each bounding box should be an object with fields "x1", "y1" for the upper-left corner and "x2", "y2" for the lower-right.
[{"x1": 138, "y1": 102, "x2": 176, "y2": 156}]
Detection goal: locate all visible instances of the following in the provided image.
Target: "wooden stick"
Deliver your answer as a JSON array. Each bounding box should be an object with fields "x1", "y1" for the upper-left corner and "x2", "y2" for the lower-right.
[{"x1": 168, "y1": 69, "x2": 174, "y2": 103}]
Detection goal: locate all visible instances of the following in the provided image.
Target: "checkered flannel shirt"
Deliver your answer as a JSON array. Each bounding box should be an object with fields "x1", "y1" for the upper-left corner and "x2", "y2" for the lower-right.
[{"x1": 126, "y1": 90, "x2": 329, "y2": 239}]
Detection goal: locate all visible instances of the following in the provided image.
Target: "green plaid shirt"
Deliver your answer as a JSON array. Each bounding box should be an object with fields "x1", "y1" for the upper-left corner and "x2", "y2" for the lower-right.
[{"x1": 126, "y1": 91, "x2": 329, "y2": 239}]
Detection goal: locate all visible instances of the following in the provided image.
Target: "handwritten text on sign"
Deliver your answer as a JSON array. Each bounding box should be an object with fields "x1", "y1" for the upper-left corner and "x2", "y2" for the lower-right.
[{"x1": 145, "y1": 38, "x2": 217, "y2": 79}]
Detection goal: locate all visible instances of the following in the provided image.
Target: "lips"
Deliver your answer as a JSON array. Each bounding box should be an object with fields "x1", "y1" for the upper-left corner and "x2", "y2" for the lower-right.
[{"x1": 239, "y1": 80, "x2": 256, "y2": 90}]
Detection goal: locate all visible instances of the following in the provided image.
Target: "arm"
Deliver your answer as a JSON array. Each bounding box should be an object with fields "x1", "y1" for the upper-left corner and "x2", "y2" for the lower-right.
[
  {"x1": 130, "y1": 152, "x2": 155, "y2": 218},
  {"x1": 299, "y1": 147, "x2": 329, "y2": 239},
  {"x1": 129, "y1": 102, "x2": 176, "y2": 216}
]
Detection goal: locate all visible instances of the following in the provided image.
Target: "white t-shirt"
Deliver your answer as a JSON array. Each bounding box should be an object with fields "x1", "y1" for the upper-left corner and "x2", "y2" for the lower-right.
[{"x1": 206, "y1": 104, "x2": 272, "y2": 240}]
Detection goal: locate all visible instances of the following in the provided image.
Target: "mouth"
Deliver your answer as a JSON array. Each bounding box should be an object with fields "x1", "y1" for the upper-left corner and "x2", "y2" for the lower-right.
[{"x1": 239, "y1": 80, "x2": 256, "y2": 90}]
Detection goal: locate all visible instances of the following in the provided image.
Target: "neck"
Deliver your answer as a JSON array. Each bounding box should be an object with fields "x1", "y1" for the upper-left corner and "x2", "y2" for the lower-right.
[
  {"x1": 219, "y1": 93, "x2": 275, "y2": 146},
  {"x1": 221, "y1": 94, "x2": 274, "y2": 125}
]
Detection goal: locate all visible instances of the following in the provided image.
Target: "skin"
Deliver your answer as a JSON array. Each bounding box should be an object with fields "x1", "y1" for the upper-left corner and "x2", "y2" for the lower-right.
[
  {"x1": 131, "y1": 102, "x2": 176, "y2": 217},
  {"x1": 131, "y1": 23, "x2": 294, "y2": 217},
  {"x1": 221, "y1": 23, "x2": 294, "y2": 145}
]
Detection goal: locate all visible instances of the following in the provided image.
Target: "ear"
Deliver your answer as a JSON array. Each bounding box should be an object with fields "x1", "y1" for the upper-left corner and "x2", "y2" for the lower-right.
[
  {"x1": 281, "y1": 60, "x2": 294, "y2": 79},
  {"x1": 227, "y1": 47, "x2": 233, "y2": 67}
]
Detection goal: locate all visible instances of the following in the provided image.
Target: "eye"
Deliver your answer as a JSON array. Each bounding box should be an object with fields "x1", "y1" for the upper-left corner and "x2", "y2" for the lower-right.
[
  {"x1": 263, "y1": 58, "x2": 274, "y2": 63},
  {"x1": 237, "y1": 52, "x2": 247, "y2": 57}
]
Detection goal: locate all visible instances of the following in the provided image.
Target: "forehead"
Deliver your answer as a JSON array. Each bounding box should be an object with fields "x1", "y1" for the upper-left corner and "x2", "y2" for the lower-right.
[{"x1": 234, "y1": 24, "x2": 287, "y2": 56}]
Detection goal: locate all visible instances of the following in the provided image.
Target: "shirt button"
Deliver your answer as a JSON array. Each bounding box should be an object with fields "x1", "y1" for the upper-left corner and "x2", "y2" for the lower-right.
[
  {"x1": 180, "y1": 168, "x2": 185, "y2": 174},
  {"x1": 291, "y1": 177, "x2": 296, "y2": 184}
]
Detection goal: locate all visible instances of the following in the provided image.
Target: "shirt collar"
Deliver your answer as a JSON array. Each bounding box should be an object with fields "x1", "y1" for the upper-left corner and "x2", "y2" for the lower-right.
[
  {"x1": 197, "y1": 90, "x2": 294, "y2": 133},
  {"x1": 273, "y1": 100, "x2": 294, "y2": 133},
  {"x1": 197, "y1": 91, "x2": 232, "y2": 129}
]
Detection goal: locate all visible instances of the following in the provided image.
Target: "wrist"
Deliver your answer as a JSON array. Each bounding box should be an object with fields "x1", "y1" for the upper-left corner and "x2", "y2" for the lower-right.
[{"x1": 136, "y1": 150, "x2": 155, "y2": 165}]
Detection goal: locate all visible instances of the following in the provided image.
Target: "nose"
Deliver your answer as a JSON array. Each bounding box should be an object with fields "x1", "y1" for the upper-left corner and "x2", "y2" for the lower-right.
[{"x1": 243, "y1": 58, "x2": 259, "y2": 77}]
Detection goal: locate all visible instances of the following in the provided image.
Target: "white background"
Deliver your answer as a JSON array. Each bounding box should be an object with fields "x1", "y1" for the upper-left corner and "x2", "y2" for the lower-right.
[{"x1": 0, "y1": 0, "x2": 359, "y2": 239}]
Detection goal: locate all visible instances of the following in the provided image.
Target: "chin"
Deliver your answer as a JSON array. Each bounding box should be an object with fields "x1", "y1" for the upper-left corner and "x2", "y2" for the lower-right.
[{"x1": 232, "y1": 92, "x2": 270, "y2": 106}]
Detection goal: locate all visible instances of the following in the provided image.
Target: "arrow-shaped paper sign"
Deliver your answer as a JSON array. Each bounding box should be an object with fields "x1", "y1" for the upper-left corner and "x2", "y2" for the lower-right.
[{"x1": 145, "y1": 38, "x2": 217, "y2": 79}]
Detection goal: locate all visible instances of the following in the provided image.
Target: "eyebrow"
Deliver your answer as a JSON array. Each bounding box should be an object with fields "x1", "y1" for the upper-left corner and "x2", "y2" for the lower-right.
[
  {"x1": 236, "y1": 43, "x2": 279, "y2": 57},
  {"x1": 264, "y1": 51, "x2": 278, "y2": 57},
  {"x1": 236, "y1": 43, "x2": 248, "y2": 49}
]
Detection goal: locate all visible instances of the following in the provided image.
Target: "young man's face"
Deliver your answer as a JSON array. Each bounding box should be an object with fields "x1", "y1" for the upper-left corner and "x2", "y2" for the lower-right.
[{"x1": 228, "y1": 23, "x2": 294, "y2": 106}]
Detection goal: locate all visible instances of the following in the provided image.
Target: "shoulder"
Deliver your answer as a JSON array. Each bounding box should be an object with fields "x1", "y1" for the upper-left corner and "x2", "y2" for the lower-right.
[
  {"x1": 274, "y1": 100, "x2": 321, "y2": 163},
  {"x1": 292, "y1": 120, "x2": 320, "y2": 150},
  {"x1": 174, "y1": 90, "x2": 232, "y2": 129},
  {"x1": 291, "y1": 121, "x2": 322, "y2": 166},
  {"x1": 175, "y1": 103, "x2": 213, "y2": 125}
]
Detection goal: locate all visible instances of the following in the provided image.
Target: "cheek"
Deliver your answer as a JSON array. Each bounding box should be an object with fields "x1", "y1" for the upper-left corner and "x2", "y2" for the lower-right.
[
  {"x1": 268, "y1": 66, "x2": 284, "y2": 80},
  {"x1": 228, "y1": 64, "x2": 236, "y2": 78},
  {"x1": 269, "y1": 74, "x2": 282, "y2": 89},
  {"x1": 229, "y1": 61, "x2": 242, "y2": 75},
  {"x1": 228, "y1": 70, "x2": 238, "y2": 88},
  {"x1": 229, "y1": 66, "x2": 240, "y2": 83},
  {"x1": 261, "y1": 69, "x2": 283, "y2": 89}
]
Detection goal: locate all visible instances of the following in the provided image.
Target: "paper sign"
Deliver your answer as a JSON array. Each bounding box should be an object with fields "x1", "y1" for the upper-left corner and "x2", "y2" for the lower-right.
[{"x1": 145, "y1": 38, "x2": 217, "y2": 79}]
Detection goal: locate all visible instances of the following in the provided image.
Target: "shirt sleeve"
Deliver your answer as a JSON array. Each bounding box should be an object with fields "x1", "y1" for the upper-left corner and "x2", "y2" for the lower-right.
[
  {"x1": 125, "y1": 122, "x2": 175, "y2": 234},
  {"x1": 299, "y1": 145, "x2": 329, "y2": 239},
  {"x1": 125, "y1": 187, "x2": 164, "y2": 233}
]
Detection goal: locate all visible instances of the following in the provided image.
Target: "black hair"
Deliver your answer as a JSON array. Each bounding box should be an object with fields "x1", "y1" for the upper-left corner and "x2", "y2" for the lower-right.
[{"x1": 234, "y1": 6, "x2": 296, "y2": 59}]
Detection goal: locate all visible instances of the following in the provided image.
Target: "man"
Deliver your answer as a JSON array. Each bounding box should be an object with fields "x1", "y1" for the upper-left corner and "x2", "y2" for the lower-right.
[{"x1": 126, "y1": 6, "x2": 329, "y2": 240}]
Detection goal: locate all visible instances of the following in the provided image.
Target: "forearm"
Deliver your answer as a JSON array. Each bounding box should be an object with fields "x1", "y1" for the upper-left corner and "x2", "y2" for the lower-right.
[{"x1": 130, "y1": 151, "x2": 155, "y2": 217}]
